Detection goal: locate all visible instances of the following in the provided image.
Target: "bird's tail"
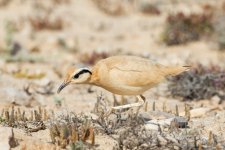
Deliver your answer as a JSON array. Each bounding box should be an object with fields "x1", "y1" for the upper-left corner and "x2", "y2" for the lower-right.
[{"x1": 163, "y1": 65, "x2": 191, "y2": 76}]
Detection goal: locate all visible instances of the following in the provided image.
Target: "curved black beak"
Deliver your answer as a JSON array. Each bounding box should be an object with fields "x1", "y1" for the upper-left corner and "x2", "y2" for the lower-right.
[{"x1": 57, "y1": 82, "x2": 70, "y2": 94}]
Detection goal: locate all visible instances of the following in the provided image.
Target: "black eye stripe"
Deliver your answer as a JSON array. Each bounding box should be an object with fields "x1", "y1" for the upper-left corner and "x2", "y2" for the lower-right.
[
  {"x1": 73, "y1": 69, "x2": 92, "y2": 79},
  {"x1": 74, "y1": 74, "x2": 79, "y2": 79}
]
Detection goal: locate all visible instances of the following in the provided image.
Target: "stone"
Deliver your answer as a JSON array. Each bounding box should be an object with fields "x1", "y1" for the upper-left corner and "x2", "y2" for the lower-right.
[
  {"x1": 180, "y1": 107, "x2": 210, "y2": 118},
  {"x1": 145, "y1": 123, "x2": 159, "y2": 131},
  {"x1": 211, "y1": 95, "x2": 221, "y2": 105},
  {"x1": 146, "y1": 118, "x2": 174, "y2": 127},
  {"x1": 189, "y1": 108, "x2": 209, "y2": 118},
  {"x1": 95, "y1": 135, "x2": 119, "y2": 150},
  {"x1": 139, "y1": 111, "x2": 175, "y2": 121},
  {"x1": 172, "y1": 117, "x2": 188, "y2": 128},
  {"x1": 157, "y1": 134, "x2": 167, "y2": 145},
  {"x1": 145, "y1": 116, "x2": 188, "y2": 130}
]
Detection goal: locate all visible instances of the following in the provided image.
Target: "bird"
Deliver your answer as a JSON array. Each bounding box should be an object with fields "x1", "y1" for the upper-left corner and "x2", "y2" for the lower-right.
[{"x1": 57, "y1": 55, "x2": 190, "y2": 110}]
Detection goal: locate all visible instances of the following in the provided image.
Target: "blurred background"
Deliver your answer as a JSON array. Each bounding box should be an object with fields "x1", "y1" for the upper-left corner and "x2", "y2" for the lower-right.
[
  {"x1": 0, "y1": 0, "x2": 225, "y2": 111},
  {"x1": 0, "y1": 0, "x2": 225, "y2": 149}
]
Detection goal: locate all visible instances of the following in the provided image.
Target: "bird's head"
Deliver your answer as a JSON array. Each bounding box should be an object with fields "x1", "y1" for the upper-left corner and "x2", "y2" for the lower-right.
[{"x1": 57, "y1": 66, "x2": 92, "y2": 93}]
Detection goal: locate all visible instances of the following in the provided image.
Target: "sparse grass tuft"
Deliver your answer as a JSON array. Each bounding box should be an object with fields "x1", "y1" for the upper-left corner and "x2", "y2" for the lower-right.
[
  {"x1": 0, "y1": 106, "x2": 48, "y2": 132},
  {"x1": 49, "y1": 113, "x2": 95, "y2": 149}
]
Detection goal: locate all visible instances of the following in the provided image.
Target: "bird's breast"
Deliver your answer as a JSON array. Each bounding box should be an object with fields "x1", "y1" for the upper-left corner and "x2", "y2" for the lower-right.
[{"x1": 98, "y1": 83, "x2": 150, "y2": 95}]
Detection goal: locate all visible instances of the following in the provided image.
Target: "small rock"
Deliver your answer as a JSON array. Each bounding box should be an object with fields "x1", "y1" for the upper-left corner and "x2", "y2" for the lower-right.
[
  {"x1": 157, "y1": 135, "x2": 167, "y2": 145},
  {"x1": 190, "y1": 108, "x2": 210, "y2": 118},
  {"x1": 215, "y1": 113, "x2": 221, "y2": 119},
  {"x1": 165, "y1": 135, "x2": 179, "y2": 144},
  {"x1": 95, "y1": 135, "x2": 119, "y2": 150},
  {"x1": 145, "y1": 116, "x2": 188, "y2": 130},
  {"x1": 140, "y1": 143, "x2": 148, "y2": 148},
  {"x1": 146, "y1": 118, "x2": 174, "y2": 127},
  {"x1": 139, "y1": 112, "x2": 151, "y2": 121},
  {"x1": 211, "y1": 95, "x2": 221, "y2": 105},
  {"x1": 180, "y1": 107, "x2": 210, "y2": 118},
  {"x1": 174, "y1": 146, "x2": 180, "y2": 150},
  {"x1": 139, "y1": 111, "x2": 175, "y2": 121},
  {"x1": 172, "y1": 117, "x2": 188, "y2": 128},
  {"x1": 145, "y1": 123, "x2": 159, "y2": 131}
]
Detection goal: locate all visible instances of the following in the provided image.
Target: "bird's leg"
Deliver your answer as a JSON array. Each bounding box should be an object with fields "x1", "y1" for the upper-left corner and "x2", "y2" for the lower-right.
[
  {"x1": 111, "y1": 95, "x2": 145, "y2": 110},
  {"x1": 136, "y1": 95, "x2": 146, "y2": 114},
  {"x1": 140, "y1": 94, "x2": 146, "y2": 101}
]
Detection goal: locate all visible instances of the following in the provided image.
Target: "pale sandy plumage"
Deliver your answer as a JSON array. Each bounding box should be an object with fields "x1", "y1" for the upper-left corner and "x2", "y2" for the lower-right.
[{"x1": 58, "y1": 55, "x2": 190, "y2": 110}]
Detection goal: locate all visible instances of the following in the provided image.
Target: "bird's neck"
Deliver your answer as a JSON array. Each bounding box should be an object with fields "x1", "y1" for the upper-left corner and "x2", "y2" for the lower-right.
[{"x1": 88, "y1": 69, "x2": 100, "y2": 86}]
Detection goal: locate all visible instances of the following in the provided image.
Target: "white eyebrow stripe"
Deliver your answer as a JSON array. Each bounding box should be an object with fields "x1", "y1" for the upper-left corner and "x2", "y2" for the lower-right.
[
  {"x1": 74, "y1": 68, "x2": 89, "y2": 74},
  {"x1": 73, "y1": 68, "x2": 92, "y2": 78}
]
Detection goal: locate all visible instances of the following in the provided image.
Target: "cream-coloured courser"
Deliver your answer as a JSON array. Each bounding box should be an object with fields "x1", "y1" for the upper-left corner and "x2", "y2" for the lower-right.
[{"x1": 57, "y1": 55, "x2": 190, "y2": 110}]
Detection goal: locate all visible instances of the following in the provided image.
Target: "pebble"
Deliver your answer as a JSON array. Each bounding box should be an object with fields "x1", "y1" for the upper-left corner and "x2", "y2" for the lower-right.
[
  {"x1": 139, "y1": 111, "x2": 175, "y2": 121},
  {"x1": 180, "y1": 107, "x2": 210, "y2": 118},
  {"x1": 157, "y1": 134, "x2": 167, "y2": 145},
  {"x1": 189, "y1": 108, "x2": 210, "y2": 118},
  {"x1": 145, "y1": 116, "x2": 188, "y2": 130},
  {"x1": 211, "y1": 95, "x2": 221, "y2": 105},
  {"x1": 145, "y1": 123, "x2": 159, "y2": 131},
  {"x1": 172, "y1": 117, "x2": 188, "y2": 128}
]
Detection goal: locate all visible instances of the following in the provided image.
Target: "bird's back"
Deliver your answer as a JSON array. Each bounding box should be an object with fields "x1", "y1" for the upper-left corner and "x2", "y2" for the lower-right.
[{"x1": 90, "y1": 55, "x2": 189, "y2": 95}]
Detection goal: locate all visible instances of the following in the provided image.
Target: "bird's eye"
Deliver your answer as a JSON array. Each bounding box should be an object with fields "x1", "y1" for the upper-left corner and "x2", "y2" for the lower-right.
[{"x1": 73, "y1": 74, "x2": 79, "y2": 79}]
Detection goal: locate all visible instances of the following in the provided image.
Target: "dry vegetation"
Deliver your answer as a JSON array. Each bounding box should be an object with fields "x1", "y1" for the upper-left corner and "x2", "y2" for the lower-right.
[
  {"x1": 168, "y1": 64, "x2": 225, "y2": 101},
  {"x1": 161, "y1": 6, "x2": 214, "y2": 45},
  {"x1": 0, "y1": 0, "x2": 225, "y2": 149},
  {"x1": 1, "y1": 96, "x2": 224, "y2": 149}
]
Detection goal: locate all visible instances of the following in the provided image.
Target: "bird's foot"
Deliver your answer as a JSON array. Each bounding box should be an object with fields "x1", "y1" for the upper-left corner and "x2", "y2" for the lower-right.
[{"x1": 111, "y1": 95, "x2": 145, "y2": 110}]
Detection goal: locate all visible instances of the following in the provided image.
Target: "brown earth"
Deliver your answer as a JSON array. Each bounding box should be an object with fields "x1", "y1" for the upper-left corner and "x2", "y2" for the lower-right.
[{"x1": 0, "y1": 0, "x2": 225, "y2": 149}]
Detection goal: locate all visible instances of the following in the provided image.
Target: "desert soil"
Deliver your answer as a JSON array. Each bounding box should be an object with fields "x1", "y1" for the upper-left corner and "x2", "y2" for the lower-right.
[{"x1": 0, "y1": 0, "x2": 225, "y2": 150}]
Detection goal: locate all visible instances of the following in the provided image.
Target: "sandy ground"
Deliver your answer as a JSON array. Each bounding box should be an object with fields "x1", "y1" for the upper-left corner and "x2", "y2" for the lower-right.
[{"x1": 0, "y1": 0, "x2": 225, "y2": 149}]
